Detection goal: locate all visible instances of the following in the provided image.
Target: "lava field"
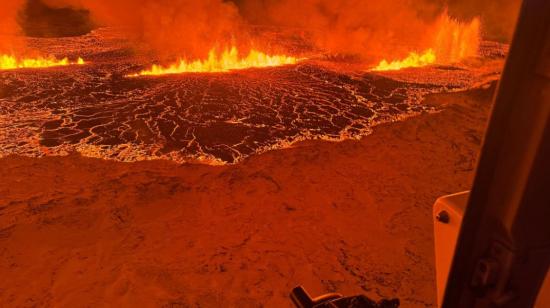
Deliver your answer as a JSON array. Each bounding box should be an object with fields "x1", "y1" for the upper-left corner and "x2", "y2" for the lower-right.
[{"x1": 0, "y1": 29, "x2": 506, "y2": 164}]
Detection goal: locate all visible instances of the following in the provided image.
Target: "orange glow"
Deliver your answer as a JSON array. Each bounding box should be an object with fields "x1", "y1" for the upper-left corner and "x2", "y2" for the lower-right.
[
  {"x1": 434, "y1": 14, "x2": 481, "y2": 64},
  {"x1": 0, "y1": 55, "x2": 85, "y2": 70},
  {"x1": 372, "y1": 13, "x2": 481, "y2": 71},
  {"x1": 372, "y1": 49, "x2": 436, "y2": 71},
  {"x1": 128, "y1": 47, "x2": 299, "y2": 77}
]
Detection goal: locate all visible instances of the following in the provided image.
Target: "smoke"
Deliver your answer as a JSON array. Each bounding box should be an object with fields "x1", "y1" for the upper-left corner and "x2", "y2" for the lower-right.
[
  {"x1": 42, "y1": 0, "x2": 245, "y2": 58},
  {"x1": 1, "y1": 0, "x2": 521, "y2": 61},
  {"x1": 238, "y1": 0, "x2": 452, "y2": 61},
  {"x1": 0, "y1": 0, "x2": 25, "y2": 53},
  {"x1": 20, "y1": 0, "x2": 475, "y2": 61},
  {"x1": 447, "y1": 0, "x2": 522, "y2": 42},
  {"x1": 242, "y1": 0, "x2": 432, "y2": 56}
]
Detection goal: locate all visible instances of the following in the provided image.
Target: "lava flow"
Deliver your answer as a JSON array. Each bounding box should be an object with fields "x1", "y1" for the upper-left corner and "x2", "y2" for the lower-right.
[
  {"x1": 372, "y1": 49, "x2": 436, "y2": 71},
  {"x1": 372, "y1": 13, "x2": 481, "y2": 72},
  {"x1": 0, "y1": 54, "x2": 85, "y2": 70},
  {"x1": 128, "y1": 47, "x2": 299, "y2": 77}
]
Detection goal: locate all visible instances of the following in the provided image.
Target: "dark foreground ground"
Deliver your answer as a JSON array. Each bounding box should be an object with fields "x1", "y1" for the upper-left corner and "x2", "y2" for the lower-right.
[{"x1": 0, "y1": 84, "x2": 495, "y2": 307}]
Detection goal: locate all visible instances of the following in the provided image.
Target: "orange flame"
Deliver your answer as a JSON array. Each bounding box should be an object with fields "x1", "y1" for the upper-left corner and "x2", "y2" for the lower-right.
[
  {"x1": 0, "y1": 55, "x2": 85, "y2": 70},
  {"x1": 128, "y1": 47, "x2": 299, "y2": 77},
  {"x1": 372, "y1": 49, "x2": 436, "y2": 71},
  {"x1": 434, "y1": 14, "x2": 481, "y2": 64},
  {"x1": 372, "y1": 13, "x2": 480, "y2": 72}
]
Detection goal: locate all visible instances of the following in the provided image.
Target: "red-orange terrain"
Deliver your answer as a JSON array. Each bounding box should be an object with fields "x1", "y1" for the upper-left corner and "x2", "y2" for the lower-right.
[
  {"x1": 0, "y1": 28, "x2": 505, "y2": 164},
  {"x1": 0, "y1": 24, "x2": 508, "y2": 307}
]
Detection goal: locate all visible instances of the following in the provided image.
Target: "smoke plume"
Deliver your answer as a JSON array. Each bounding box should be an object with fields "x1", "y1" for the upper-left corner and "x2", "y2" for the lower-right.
[
  {"x1": 43, "y1": 0, "x2": 245, "y2": 58},
  {"x1": 2, "y1": 0, "x2": 522, "y2": 62},
  {"x1": 447, "y1": 0, "x2": 522, "y2": 42},
  {"x1": 239, "y1": 0, "x2": 486, "y2": 62},
  {"x1": 0, "y1": 0, "x2": 26, "y2": 53}
]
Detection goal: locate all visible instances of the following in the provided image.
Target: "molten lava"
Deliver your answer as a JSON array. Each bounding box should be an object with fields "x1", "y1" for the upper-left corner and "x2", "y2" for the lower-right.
[
  {"x1": 372, "y1": 49, "x2": 436, "y2": 71},
  {"x1": 0, "y1": 55, "x2": 85, "y2": 70},
  {"x1": 372, "y1": 13, "x2": 481, "y2": 72},
  {"x1": 434, "y1": 14, "x2": 481, "y2": 64},
  {"x1": 128, "y1": 47, "x2": 298, "y2": 77}
]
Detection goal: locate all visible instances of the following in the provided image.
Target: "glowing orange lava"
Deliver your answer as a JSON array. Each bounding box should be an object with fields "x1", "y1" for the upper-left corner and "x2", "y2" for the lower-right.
[
  {"x1": 372, "y1": 13, "x2": 480, "y2": 72},
  {"x1": 434, "y1": 14, "x2": 481, "y2": 64},
  {"x1": 0, "y1": 55, "x2": 85, "y2": 70},
  {"x1": 372, "y1": 49, "x2": 436, "y2": 71},
  {"x1": 128, "y1": 47, "x2": 299, "y2": 77}
]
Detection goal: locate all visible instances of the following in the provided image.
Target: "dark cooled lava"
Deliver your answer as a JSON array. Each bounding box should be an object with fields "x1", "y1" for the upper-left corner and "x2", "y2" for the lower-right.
[{"x1": 0, "y1": 29, "x2": 506, "y2": 164}]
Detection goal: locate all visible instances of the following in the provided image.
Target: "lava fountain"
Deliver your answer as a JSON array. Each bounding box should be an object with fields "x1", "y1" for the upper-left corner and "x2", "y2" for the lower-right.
[
  {"x1": 371, "y1": 13, "x2": 481, "y2": 71},
  {"x1": 372, "y1": 49, "x2": 436, "y2": 71},
  {"x1": 0, "y1": 55, "x2": 85, "y2": 70},
  {"x1": 128, "y1": 47, "x2": 299, "y2": 77}
]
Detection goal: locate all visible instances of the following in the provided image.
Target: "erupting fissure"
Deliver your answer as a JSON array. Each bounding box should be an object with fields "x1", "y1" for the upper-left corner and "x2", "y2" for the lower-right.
[
  {"x1": 0, "y1": 55, "x2": 85, "y2": 70},
  {"x1": 127, "y1": 47, "x2": 299, "y2": 77},
  {"x1": 371, "y1": 13, "x2": 481, "y2": 72},
  {"x1": 372, "y1": 49, "x2": 436, "y2": 71}
]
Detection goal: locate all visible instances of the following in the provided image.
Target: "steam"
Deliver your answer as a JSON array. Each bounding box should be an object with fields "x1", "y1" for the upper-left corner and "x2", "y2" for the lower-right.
[
  {"x1": 239, "y1": 0, "x2": 488, "y2": 63},
  {"x1": 448, "y1": 0, "x2": 522, "y2": 42},
  {"x1": 239, "y1": 0, "x2": 444, "y2": 61},
  {"x1": 1, "y1": 0, "x2": 521, "y2": 62},
  {"x1": 44, "y1": 0, "x2": 487, "y2": 63},
  {"x1": 42, "y1": 0, "x2": 244, "y2": 58},
  {"x1": 0, "y1": 0, "x2": 25, "y2": 53}
]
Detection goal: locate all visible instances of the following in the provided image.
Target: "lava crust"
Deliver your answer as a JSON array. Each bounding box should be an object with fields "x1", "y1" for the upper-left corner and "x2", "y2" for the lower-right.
[{"x1": 0, "y1": 28, "x2": 506, "y2": 164}]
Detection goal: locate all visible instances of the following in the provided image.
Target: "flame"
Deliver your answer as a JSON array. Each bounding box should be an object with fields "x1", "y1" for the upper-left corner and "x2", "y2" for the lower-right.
[
  {"x1": 128, "y1": 47, "x2": 299, "y2": 77},
  {"x1": 372, "y1": 49, "x2": 436, "y2": 71},
  {"x1": 0, "y1": 55, "x2": 85, "y2": 70},
  {"x1": 372, "y1": 13, "x2": 480, "y2": 72},
  {"x1": 434, "y1": 14, "x2": 481, "y2": 64}
]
